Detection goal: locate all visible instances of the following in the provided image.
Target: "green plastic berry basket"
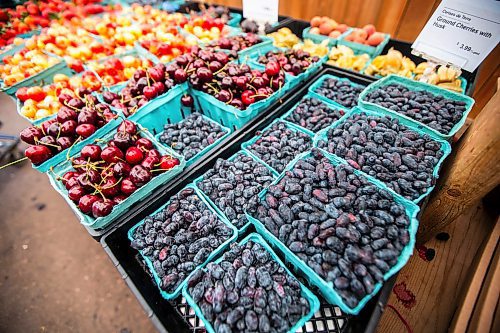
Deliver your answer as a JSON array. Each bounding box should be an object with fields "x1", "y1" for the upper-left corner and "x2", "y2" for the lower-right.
[
  {"x1": 0, "y1": 42, "x2": 25, "y2": 58},
  {"x1": 302, "y1": 27, "x2": 353, "y2": 47},
  {"x1": 358, "y1": 74, "x2": 475, "y2": 140},
  {"x1": 0, "y1": 51, "x2": 73, "y2": 96},
  {"x1": 133, "y1": 41, "x2": 162, "y2": 64},
  {"x1": 338, "y1": 30, "x2": 390, "y2": 57},
  {"x1": 245, "y1": 149, "x2": 420, "y2": 315},
  {"x1": 48, "y1": 121, "x2": 186, "y2": 230},
  {"x1": 127, "y1": 184, "x2": 237, "y2": 300},
  {"x1": 151, "y1": 112, "x2": 231, "y2": 167},
  {"x1": 313, "y1": 107, "x2": 452, "y2": 203},
  {"x1": 31, "y1": 109, "x2": 123, "y2": 173},
  {"x1": 182, "y1": 232, "x2": 321, "y2": 333},
  {"x1": 308, "y1": 73, "x2": 366, "y2": 110},
  {"x1": 279, "y1": 92, "x2": 350, "y2": 136},
  {"x1": 241, "y1": 118, "x2": 314, "y2": 175},
  {"x1": 193, "y1": 150, "x2": 279, "y2": 235}
]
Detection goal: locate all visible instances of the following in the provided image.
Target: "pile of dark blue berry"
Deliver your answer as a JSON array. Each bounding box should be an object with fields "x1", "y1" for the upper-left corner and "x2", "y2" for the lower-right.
[
  {"x1": 131, "y1": 187, "x2": 233, "y2": 293},
  {"x1": 159, "y1": 113, "x2": 228, "y2": 161},
  {"x1": 186, "y1": 240, "x2": 311, "y2": 333},
  {"x1": 197, "y1": 153, "x2": 275, "y2": 229},
  {"x1": 285, "y1": 96, "x2": 346, "y2": 132},
  {"x1": 253, "y1": 149, "x2": 411, "y2": 308},
  {"x1": 245, "y1": 121, "x2": 312, "y2": 173},
  {"x1": 317, "y1": 112, "x2": 445, "y2": 200},
  {"x1": 312, "y1": 77, "x2": 364, "y2": 108},
  {"x1": 363, "y1": 83, "x2": 468, "y2": 134}
]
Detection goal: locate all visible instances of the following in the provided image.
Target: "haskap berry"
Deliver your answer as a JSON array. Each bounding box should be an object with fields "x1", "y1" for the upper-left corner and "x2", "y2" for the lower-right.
[
  {"x1": 285, "y1": 96, "x2": 345, "y2": 132},
  {"x1": 317, "y1": 112, "x2": 444, "y2": 200},
  {"x1": 58, "y1": 120, "x2": 180, "y2": 219},
  {"x1": 131, "y1": 187, "x2": 233, "y2": 293},
  {"x1": 159, "y1": 113, "x2": 228, "y2": 161},
  {"x1": 313, "y1": 76, "x2": 364, "y2": 108},
  {"x1": 256, "y1": 49, "x2": 321, "y2": 76},
  {"x1": 253, "y1": 149, "x2": 411, "y2": 308},
  {"x1": 20, "y1": 93, "x2": 117, "y2": 165},
  {"x1": 186, "y1": 240, "x2": 311, "y2": 333},
  {"x1": 197, "y1": 153, "x2": 275, "y2": 229},
  {"x1": 363, "y1": 83, "x2": 468, "y2": 135},
  {"x1": 245, "y1": 121, "x2": 312, "y2": 173}
]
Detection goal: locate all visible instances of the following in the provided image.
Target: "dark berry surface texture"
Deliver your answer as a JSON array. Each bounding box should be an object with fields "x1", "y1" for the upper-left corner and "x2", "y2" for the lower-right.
[
  {"x1": 313, "y1": 76, "x2": 364, "y2": 108},
  {"x1": 256, "y1": 49, "x2": 321, "y2": 77},
  {"x1": 186, "y1": 240, "x2": 311, "y2": 333},
  {"x1": 285, "y1": 96, "x2": 346, "y2": 133},
  {"x1": 364, "y1": 83, "x2": 468, "y2": 134},
  {"x1": 131, "y1": 187, "x2": 234, "y2": 294},
  {"x1": 197, "y1": 153, "x2": 275, "y2": 229},
  {"x1": 159, "y1": 113, "x2": 228, "y2": 161},
  {"x1": 253, "y1": 149, "x2": 412, "y2": 308},
  {"x1": 245, "y1": 121, "x2": 312, "y2": 173},
  {"x1": 317, "y1": 112, "x2": 445, "y2": 200}
]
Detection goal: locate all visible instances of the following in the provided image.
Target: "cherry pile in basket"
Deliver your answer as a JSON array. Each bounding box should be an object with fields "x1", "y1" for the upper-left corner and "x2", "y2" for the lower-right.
[
  {"x1": 101, "y1": 63, "x2": 183, "y2": 117},
  {"x1": 20, "y1": 92, "x2": 117, "y2": 165},
  {"x1": 207, "y1": 33, "x2": 264, "y2": 55},
  {"x1": 58, "y1": 120, "x2": 180, "y2": 219},
  {"x1": 181, "y1": 47, "x2": 286, "y2": 110},
  {"x1": 255, "y1": 49, "x2": 321, "y2": 76}
]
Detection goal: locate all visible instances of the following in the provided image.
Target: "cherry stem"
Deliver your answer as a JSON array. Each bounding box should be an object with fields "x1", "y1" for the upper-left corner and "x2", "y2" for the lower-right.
[{"x1": 0, "y1": 157, "x2": 28, "y2": 170}]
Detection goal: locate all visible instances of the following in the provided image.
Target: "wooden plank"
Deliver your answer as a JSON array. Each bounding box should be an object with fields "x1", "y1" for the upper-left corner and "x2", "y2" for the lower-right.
[
  {"x1": 356, "y1": 0, "x2": 382, "y2": 28},
  {"x1": 377, "y1": 203, "x2": 495, "y2": 333},
  {"x1": 394, "y1": 0, "x2": 438, "y2": 40},
  {"x1": 377, "y1": 0, "x2": 408, "y2": 35}
]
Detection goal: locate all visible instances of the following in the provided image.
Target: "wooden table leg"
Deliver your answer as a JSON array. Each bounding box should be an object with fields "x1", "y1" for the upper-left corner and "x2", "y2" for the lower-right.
[{"x1": 418, "y1": 81, "x2": 500, "y2": 243}]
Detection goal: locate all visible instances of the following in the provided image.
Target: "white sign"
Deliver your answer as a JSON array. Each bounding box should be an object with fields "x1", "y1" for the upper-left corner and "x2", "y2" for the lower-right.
[
  {"x1": 412, "y1": 0, "x2": 500, "y2": 72},
  {"x1": 242, "y1": 0, "x2": 279, "y2": 25}
]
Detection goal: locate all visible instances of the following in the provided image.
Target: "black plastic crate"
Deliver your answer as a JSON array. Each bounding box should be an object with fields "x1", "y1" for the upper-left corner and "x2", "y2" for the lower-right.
[{"x1": 100, "y1": 68, "x2": 397, "y2": 333}]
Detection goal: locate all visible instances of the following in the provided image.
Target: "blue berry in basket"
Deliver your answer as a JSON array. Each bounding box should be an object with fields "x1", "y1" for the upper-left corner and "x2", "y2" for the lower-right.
[
  {"x1": 187, "y1": 240, "x2": 310, "y2": 332},
  {"x1": 313, "y1": 76, "x2": 365, "y2": 108},
  {"x1": 245, "y1": 121, "x2": 312, "y2": 173},
  {"x1": 252, "y1": 148, "x2": 411, "y2": 307},
  {"x1": 285, "y1": 96, "x2": 346, "y2": 132},
  {"x1": 159, "y1": 113, "x2": 227, "y2": 162},
  {"x1": 197, "y1": 153, "x2": 275, "y2": 229},
  {"x1": 131, "y1": 189, "x2": 232, "y2": 293},
  {"x1": 364, "y1": 83, "x2": 467, "y2": 134},
  {"x1": 317, "y1": 112, "x2": 444, "y2": 200}
]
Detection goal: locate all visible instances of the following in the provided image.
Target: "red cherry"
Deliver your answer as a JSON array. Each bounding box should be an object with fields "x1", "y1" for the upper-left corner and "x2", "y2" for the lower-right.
[
  {"x1": 158, "y1": 156, "x2": 180, "y2": 171},
  {"x1": 62, "y1": 171, "x2": 79, "y2": 186},
  {"x1": 118, "y1": 120, "x2": 137, "y2": 135},
  {"x1": 129, "y1": 165, "x2": 152, "y2": 187},
  {"x1": 113, "y1": 161, "x2": 131, "y2": 177},
  {"x1": 78, "y1": 194, "x2": 100, "y2": 215},
  {"x1": 174, "y1": 68, "x2": 187, "y2": 83},
  {"x1": 92, "y1": 200, "x2": 114, "y2": 218},
  {"x1": 56, "y1": 136, "x2": 74, "y2": 150},
  {"x1": 125, "y1": 146, "x2": 144, "y2": 165},
  {"x1": 25, "y1": 145, "x2": 52, "y2": 165},
  {"x1": 120, "y1": 177, "x2": 137, "y2": 195},
  {"x1": 71, "y1": 156, "x2": 87, "y2": 170},
  {"x1": 20, "y1": 126, "x2": 42, "y2": 144},
  {"x1": 56, "y1": 107, "x2": 77, "y2": 122},
  {"x1": 136, "y1": 137, "x2": 153, "y2": 150},
  {"x1": 148, "y1": 149, "x2": 161, "y2": 159},
  {"x1": 100, "y1": 176, "x2": 120, "y2": 197},
  {"x1": 141, "y1": 156, "x2": 159, "y2": 170},
  {"x1": 101, "y1": 146, "x2": 124, "y2": 163},
  {"x1": 241, "y1": 90, "x2": 255, "y2": 106},
  {"x1": 68, "y1": 185, "x2": 85, "y2": 202},
  {"x1": 81, "y1": 144, "x2": 102, "y2": 161},
  {"x1": 181, "y1": 94, "x2": 194, "y2": 107},
  {"x1": 113, "y1": 194, "x2": 127, "y2": 204},
  {"x1": 60, "y1": 120, "x2": 77, "y2": 136},
  {"x1": 265, "y1": 61, "x2": 280, "y2": 76},
  {"x1": 143, "y1": 86, "x2": 158, "y2": 100},
  {"x1": 76, "y1": 124, "x2": 97, "y2": 138},
  {"x1": 147, "y1": 67, "x2": 164, "y2": 82}
]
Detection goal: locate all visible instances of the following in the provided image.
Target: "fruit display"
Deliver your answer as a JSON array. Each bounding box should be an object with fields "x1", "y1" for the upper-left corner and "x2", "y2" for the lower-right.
[
  {"x1": 16, "y1": 71, "x2": 102, "y2": 121},
  {"x1": 158, "y1": 113, "x2": 229, "y2": 162},
  {"x1": 309, "y1": 16, "x2": 349, "y2": 39},
  {"x1": 312, "y1": 76, "x2": 365, "y2": 108},
  {"x1": 130, "y1": 187, "x2": 234, "y2": 293},
  {"x1": 78, "y1": 12, "x2": 134, "y2": 38},
  {"x1": 292, "y1": 39, "x2": 329, "y2": 58},
  {"x1": 255, "y1": 49, "x2": 321, "y2": 77},
  {"x1": 191, "y1": 5, "x2": 238, "y2": 25},
  {"x1": 20, "y1": 93, "x2": 117, "y2": 165},
  {"x1": 207, "y1": 34, "x2": 265, "y2": 54},
  {"x1": 124, "y1": 4, "x2": 188, "y2": 26},
  {"x1": 240, "y1": 19, "x2": 273, "y2": 34},
  {"x1": 138, "y1": 31, "x2": 195, "y2": 64},
  {"x1": 186, "y1": 238, "x2": 313, "y2": 332},
  {"x1": 363, "y1": 83, "x2": 468, "y2": 134},
  {"x1": 86, "y1": 55, "x2": 154, "y2": 87},
  {"x1": 414, "y1": 64, "x2": 463, "y2": 93},
  {"x1": 316, "y1": 112, "x2": 447, "y2": 200},
  {"x1": 56, "y1": 120, "x2": 181, "y2": 219},
  {"x1": 327, "y1": 45, "x2": 370, "y2": 72},
  {"x1": 101, "y1": 63, "x2": 182, "y2": 117},
  {"x1": 364, "y1": 48, "x2": 415, "y2": 78},
  {"x1": 244, "y1": 121, "x2": 312, "y2": 173},
  {"x1": 267, "y1": 28, "x2": 300, "y2": 48},
  {"x1": 181, "y1": 15, "x2": 231, "y2": 43},
  {"x1": 0, "y1": 49, "x2": 61, "y2": 87},
  {"x1": 284, "y1": 96, "x2": 346, "y2": 133},
  {"x1": 252, "y1": 148, "x2": 412, "y2": 308},
  {"x1": 197, "y1": 152, "x2": 276, "y2": 229},
  {"x1": 343, "y1": 25, "x2": 386, "y2": 47}
]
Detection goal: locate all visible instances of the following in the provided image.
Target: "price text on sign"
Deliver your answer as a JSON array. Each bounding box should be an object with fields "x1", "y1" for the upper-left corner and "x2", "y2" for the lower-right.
[
  {"x1": 242, "y1": 0, "x2": 279, "y2": 24},
  {"x1": 412, "y1": 0, "x2": 500, "y2": 72}
]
